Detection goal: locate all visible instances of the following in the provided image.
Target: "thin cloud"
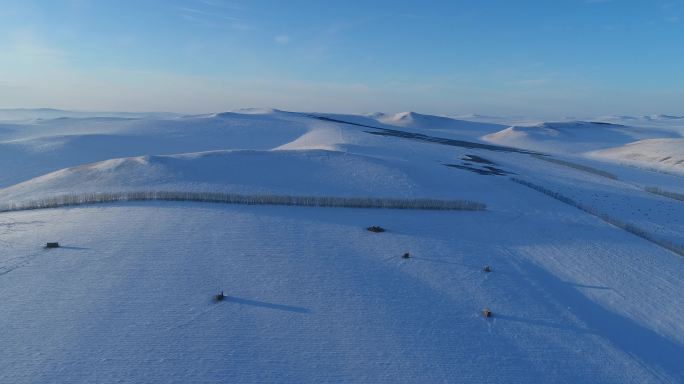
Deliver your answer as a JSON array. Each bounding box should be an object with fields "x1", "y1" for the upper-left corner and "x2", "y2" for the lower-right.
[
  {"x1": 660, "y1": 1, "x2": 682, "y2": 23},
  {"x1": 176, "y1": 0, "x2": 250, "y2": 30},
  {"x1": 197, "y1": 0, "x2": 244, "y2": 10},
  {"x1": 274, "y1": 35, "x2": 291, "y2": 44},
  {"x1": 176, "y1": 6, "x2": 240, "y2": 21},
  {"x1": 0, "y1": 28, "x2": 69, "y2": 66}
]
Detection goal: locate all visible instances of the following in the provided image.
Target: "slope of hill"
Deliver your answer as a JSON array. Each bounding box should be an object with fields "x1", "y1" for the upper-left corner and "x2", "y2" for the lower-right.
[
  {"x1": 588, "y1": 138, "x2": 684, "y2": 174},
  {"x1": 2, "y1": 198, "x2": 682, "y2": 383}
]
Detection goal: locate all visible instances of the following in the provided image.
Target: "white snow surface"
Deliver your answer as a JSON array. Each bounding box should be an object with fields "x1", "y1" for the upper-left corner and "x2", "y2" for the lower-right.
[{"x1": 1, "y1": 108, "x2": 683, "y2": 383}]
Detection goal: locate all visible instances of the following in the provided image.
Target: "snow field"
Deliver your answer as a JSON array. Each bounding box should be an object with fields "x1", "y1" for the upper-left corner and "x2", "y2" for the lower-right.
[
  {"x1": 1, "y1": 108, "x2": 683, "y2": 383},
  {"x1": 1, "y1": 197, "x2": 683, "y2": 383}
]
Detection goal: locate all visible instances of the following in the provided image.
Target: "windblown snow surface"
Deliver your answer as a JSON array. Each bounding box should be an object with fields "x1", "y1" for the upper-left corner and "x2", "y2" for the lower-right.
[{"x1": 1, "y1": 109, "x2": 683, "y2": 383}]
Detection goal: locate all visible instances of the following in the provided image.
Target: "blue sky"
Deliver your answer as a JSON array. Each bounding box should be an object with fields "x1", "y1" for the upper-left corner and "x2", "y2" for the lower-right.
[{"x1": 0, "y1": 0, "x2": 682, "y2": 117}]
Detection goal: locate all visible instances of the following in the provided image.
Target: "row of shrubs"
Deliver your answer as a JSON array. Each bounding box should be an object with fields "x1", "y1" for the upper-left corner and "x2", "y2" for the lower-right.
[
  {"x1": 533, "y1": 155, "x2": 618, "y2": 180},
  {"x1": 511, "y1": 178, "x2": 684, "y2": 257},
  {"x1": 0, "y1": 191, "x2": 487, "y2": 213},
  {"x1": 644, "y1": 187, "x2": 684, "y2": 202}
]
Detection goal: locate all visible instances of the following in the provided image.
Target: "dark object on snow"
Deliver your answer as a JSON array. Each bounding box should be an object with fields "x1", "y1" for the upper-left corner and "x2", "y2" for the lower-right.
[
  {"x1": 444, "y1": 163, "x2": 511, "y2": 176},
  {"x1": 482, "y1": 265, "x2": 492, "y2": 273},
  {"x1": 367, "y1": 226, "x2": 385, "y2": 233},
  {"x1": 215, "y1": 291, "x2": 225, "y2": 302},
  {"x1": 482, "y1": 308, "x2": 492, "y2": 318},
  {"x1": 46, "y1": 242, "x2": 60, "y2": 249},
  {"x1": 402, "y1": 252, "x2": 411, "y2": 259},
  {"x1": 462, "y1": 154, "x2": 496, "y2": 165}
]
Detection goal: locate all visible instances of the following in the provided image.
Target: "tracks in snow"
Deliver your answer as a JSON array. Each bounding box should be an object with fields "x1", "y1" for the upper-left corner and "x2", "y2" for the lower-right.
[{"x1": 510, "y1": 177, "x2": 684, "y2": 257}]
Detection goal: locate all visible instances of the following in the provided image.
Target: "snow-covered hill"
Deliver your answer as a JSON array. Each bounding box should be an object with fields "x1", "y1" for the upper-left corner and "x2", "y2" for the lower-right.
[
  {"x1": 0, "y1": 111, "x2": 309, "y2": 188},
  {"x1": 483, "y1": 121, "x2": 679, "y2": 154},
  {"x1": 481, "y1": 119, "x2": 684, "y2": 175},
  {"x1": 0, "y1": 150, "x2": 421, "y2": 203},
  {"x1": 375, "y1": 111, "x2": 504, "y2": 139},
  {"x1": 1, "y1": 108, "x2": 683, "y2": 383},
  {"x1": 588, "y1": 138, "x2": 684, "y2": 174}
]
